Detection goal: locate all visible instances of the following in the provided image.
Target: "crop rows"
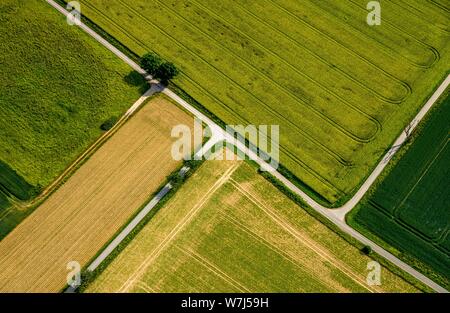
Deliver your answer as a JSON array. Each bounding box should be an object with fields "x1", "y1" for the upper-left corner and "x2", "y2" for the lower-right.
[
  {"x1": 87, "y1": 160, "x2": 418, "y2": 293},
  {"x1": 78, "y1": 0, "x2": 449, "y2": 203},
  {"x1": 350, "y1": 94, "x2": 450, "y2": 286},
  {"x1": 0, "y1": 97, "x2": 193, "y2": 292}
]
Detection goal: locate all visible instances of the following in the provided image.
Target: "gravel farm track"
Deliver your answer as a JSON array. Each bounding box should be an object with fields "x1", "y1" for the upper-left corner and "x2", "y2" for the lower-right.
[{"x1": 46, "y1": 0, "x2": 449, "y2": 292}]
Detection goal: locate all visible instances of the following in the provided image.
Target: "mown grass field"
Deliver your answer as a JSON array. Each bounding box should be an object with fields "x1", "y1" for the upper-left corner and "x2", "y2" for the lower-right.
[
  {"x1": 0, "y1": 97, "x2": 193, "y2": 292},
  {"x1": 348, "y1": 92, "x2": 450, "y2": 288},
  {"x1": 0, "y1": 0, "x2": 146, "y2": 208},
  {"x1": 87, "y1": 159, "x2": 419, "y2": 293},
  {"x1": 76, "y1": 0, "x2": 449, "y2": 204}
]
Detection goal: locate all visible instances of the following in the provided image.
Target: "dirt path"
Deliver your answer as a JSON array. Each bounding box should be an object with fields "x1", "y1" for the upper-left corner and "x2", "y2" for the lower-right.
[{"x1": 46, "y1": 0, "x2": 449, "y2": 292}]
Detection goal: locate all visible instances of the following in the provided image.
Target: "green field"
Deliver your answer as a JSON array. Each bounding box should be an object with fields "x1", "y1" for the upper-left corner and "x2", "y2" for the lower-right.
[
  {"x1": 86, "y1": 159, "x2": 420, "y2": 293},
  {"x1": 348, "y1": 92, "x2": 450, "y2": 288},
  {"x1": 0, "y1": 0, "x2": 146, "y2": 208},
  {"x1": 76, "y1": 0, "x2": 449, "y2": 204}
]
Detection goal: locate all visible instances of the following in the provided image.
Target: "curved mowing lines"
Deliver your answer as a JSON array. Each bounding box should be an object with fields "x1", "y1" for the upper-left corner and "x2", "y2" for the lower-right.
[
  {"x1": 85, "y1": 0, "x2": 350, "y2": 190},
  {"x1": 181, "y1": 73, "x2": 347, "y2": 195},
  {"x1": 193, "y1": 0, "x2": 401, "y2": 109},
  {"x1": 236, "y1": 0, "x2": 409, "y2": 105},
  {"x1": 191, "y1": 0, "x2": 385, "y2": 118},
  {"x1": 306, "y1": 0, "x2": 438, "y2": 69},
  {"x1": 85, "y1": 0, "x2": 348, "y2": 190},
  {"x1": 85, "y1": 0, "x2": 349, "y2": 197},
  {"x1": 346, "y1": 0, "x2": 441, "y2": 67},
  {"x1": 113, "y1": 0, "x2": 354, "y2": 166},
  {"x1": 154, "y1": 0, "x2": 380, "y2": 143},
  {"x1": 185, "y1": 59, "x2": 353, "y2": 172},
  {"x1": 121, "y1": 0, "x2": 371, "y2": 148},
  {"x1": 182, "y1": 70, "x2": 349, "y2": 190},
  {"x1": 239, "y1": 1, "x2": 408, "y2": 106},
  {"x1": 185, "y1": 73, "x2": 349, "y2": 194},
  {"x1": 262, "y1": 0, "x2": 412, "y2": 104},
  {"x1": 222, "y1": 0, "x2": 384, "y2": 129},
  {"x1": 156, "y1": 1, "x2": 378, "y2": 143},
  {"x1": 349, "y1": 0, "x2": 445, "y2": 46},
  {"x1": 390, "y1": 0, "x2": 450, "y2": 34}
]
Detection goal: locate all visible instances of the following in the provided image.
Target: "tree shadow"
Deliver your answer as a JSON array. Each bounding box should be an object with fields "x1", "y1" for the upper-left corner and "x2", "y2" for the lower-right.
[{"x1": 124, "y1": 70, "x2": 148, "y2": 93}]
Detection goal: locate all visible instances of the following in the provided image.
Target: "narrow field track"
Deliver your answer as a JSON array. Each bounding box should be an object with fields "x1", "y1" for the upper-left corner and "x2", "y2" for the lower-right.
[
  {"x1": 87, "y1": 161, "x2": 419, "y2": 293},
  {"x1": 77, "y1": 0, "x2": 450, "y2": 202}
]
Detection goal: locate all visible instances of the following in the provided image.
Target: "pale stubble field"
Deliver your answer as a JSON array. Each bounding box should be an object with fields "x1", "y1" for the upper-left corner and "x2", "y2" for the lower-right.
[{"x1": 0, "y1": 96, "x2": 193, "y2": 292}]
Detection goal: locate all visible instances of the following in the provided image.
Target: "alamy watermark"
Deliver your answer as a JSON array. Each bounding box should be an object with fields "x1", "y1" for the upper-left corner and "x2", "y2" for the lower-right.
[
  {"x1": 367, "y1": 1, "x2": 381, "y2": 26},
  {"x1": 366, "y1": 261, "x2": 382, "y2": 286},
  {"x1": 66, "y1": 261, "x2": 81, "y2": 289},
  {"x1": 66, "y1": 1, "x2": 81, "y2": 26},
  {"x1": 171, "y1": 118, "x2": 280, "y2": 171}
]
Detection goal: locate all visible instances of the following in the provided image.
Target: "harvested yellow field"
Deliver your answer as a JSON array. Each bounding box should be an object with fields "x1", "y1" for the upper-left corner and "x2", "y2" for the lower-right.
[
  {"x1": 0, "y1": 96, "x2": 194, "y2": 292},
  {"x1": 87, "y1": 160, "x2": 419, "y2": 293}
]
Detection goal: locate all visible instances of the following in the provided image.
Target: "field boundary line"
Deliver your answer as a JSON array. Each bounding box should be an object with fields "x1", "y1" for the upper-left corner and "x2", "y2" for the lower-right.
[
  {"x1": 10, "y1": 87, "x2": 156, "y2": 211},
  {"x1": 47, "y1": 0, "x2": 449, "y2": 292}
]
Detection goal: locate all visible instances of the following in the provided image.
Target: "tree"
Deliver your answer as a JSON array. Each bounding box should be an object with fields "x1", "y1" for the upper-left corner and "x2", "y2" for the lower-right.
[
  {"x1": 155, "y1": 61, "x2": 179, "y2": 83},
  {"x1": 100, "y1": 116, "x2": 118, "y2": 131},
  {"x1": 361, "y1": 245, "x2": 372, "y2": 255},
  {"x1": 140, "y1": 52, "x2": 162, "y2": 76}
]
